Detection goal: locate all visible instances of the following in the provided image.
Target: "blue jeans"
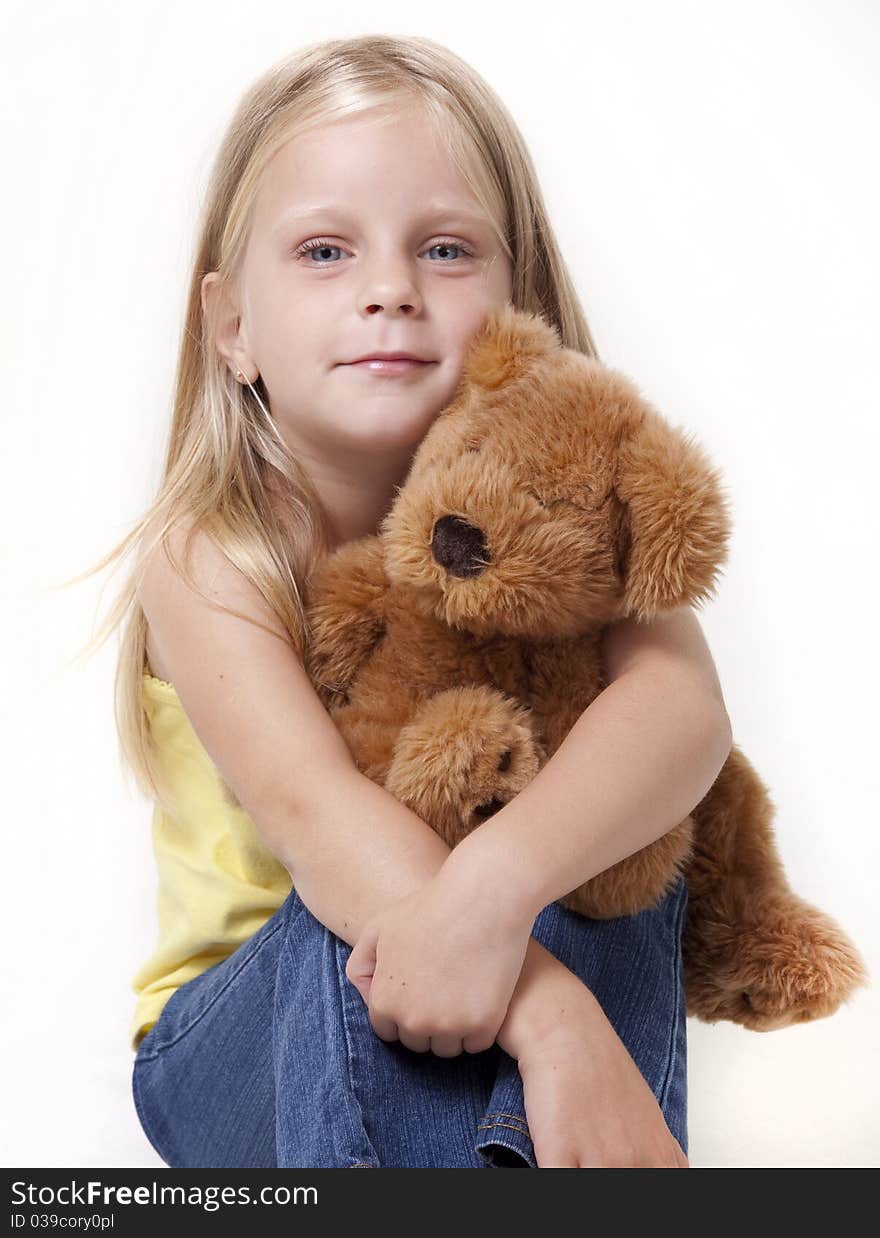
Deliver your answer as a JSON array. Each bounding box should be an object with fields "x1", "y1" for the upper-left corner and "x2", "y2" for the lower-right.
[{"x1": 132, "y1": 877, "x2": 688, "y2": 1168}]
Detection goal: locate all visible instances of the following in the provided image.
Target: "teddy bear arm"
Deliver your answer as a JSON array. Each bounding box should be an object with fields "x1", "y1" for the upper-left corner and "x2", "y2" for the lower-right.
[
  {"x1": 384, "y1": 684, "x2": 543, "y2": 851},
  {"x1": 304, "y1": 536, "x2": 390, "y2": 707}
]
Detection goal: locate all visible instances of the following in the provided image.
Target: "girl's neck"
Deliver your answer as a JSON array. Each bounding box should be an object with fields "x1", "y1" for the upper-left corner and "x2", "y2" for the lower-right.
[{"x1": 266, "y1": 443, "x2": 418, "y2": 555}]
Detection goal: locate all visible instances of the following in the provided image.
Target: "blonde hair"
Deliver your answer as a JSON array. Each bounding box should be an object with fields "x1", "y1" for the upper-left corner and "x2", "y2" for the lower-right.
[{"x1": 69, "y1": 33, "x2": 601, "y2": 808}]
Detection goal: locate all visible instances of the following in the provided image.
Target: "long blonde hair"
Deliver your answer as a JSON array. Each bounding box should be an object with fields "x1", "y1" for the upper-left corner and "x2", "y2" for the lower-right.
[{"x1": 69, "y1": 33, "x2": 601, "y2": 808}]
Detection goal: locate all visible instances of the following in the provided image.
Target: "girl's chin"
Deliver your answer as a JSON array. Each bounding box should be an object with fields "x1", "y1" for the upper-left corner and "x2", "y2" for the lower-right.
[
  {"x1": 338, "y1": 414, "x2": 442, "y2": 449},
  {"x1": 345, "y1": 433, "x2": 432, "y2": 457}
]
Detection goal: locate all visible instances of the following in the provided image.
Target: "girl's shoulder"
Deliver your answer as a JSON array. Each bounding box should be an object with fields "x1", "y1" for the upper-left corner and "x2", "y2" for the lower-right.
[
  {"x1": 137, "y1": 509, "x2": 290, "y2": 649},
  {"x1": 145, "y1": 622, "x2": 175, "y2": 686},
  {"x1": 135, "y1": 506, "x2": 356, "y2": 830}
]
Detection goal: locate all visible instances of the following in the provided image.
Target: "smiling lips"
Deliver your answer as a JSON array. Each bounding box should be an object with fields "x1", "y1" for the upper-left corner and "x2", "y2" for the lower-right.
[{"x1": 345, "y1": 357, "x2": 435, "y2": 374}]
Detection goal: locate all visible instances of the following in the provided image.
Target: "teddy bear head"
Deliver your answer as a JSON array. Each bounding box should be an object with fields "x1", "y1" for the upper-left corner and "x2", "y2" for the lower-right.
[{"x1": 379, "y1": 303, "x2": 732, "y2": 638}]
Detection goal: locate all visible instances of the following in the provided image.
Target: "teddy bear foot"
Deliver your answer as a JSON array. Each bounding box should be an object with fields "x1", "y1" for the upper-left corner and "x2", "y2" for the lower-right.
[
  {"x1": 684, "y1": 892, "x2": 869, "y2": 1031},
  {"x1": 384, "y1": 684, "x2": 543, "y2": 850}
]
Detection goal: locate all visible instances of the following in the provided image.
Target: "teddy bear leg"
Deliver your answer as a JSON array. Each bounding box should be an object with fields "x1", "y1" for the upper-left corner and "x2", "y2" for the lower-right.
[
  {"x1": 384, "y1": 685, "x2": 543, "y2": 850},
  {"x1": 685, "y1": 889, "x2": 870, "y2": 1032},
  {"x1": 682, "y1": 743, "x2": 869, "y2": 1030}
]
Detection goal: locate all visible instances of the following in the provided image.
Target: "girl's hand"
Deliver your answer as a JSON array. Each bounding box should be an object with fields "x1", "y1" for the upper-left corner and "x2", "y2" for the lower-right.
[
  {"x1": 344, "y1": 860, "x2": 536, "y2": 1057},
  {"x1": 516, "y1": 987, "x2": 689, "y2": 1168}
]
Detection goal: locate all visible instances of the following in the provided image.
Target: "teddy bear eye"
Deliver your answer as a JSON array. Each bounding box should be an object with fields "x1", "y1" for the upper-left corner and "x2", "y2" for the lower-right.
[{"x1": 525, "y1": 486, "x2": 583, "y2": 513}]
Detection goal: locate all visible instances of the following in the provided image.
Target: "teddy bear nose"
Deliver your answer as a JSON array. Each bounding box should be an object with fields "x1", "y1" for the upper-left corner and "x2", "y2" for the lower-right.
[{"x1": 430, "y1": 515, "x2": 491, "y2": 577}]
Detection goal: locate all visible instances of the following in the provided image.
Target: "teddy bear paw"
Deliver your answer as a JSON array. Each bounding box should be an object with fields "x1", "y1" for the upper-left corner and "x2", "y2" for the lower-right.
[
  {"x1": 385, "y1": 684, "x2": 543, "y2": 849},
  {"x1": 688, "y1": 895, "x2": 869, "y2": 1031}
]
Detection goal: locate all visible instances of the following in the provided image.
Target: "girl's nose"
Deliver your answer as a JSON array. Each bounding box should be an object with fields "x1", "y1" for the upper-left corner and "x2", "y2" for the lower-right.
[
  {"x1": 359, "y1": 260, "x2": 423, "y2": 317},
  {"x1": 365, "y1": 301, "x2": 417, "y2": 314}
]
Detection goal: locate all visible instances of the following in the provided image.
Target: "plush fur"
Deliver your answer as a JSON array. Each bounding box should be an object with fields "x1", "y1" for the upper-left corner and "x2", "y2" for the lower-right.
[{"x1": 303, "y1": 303, "x2": 868, "y2": 1031}]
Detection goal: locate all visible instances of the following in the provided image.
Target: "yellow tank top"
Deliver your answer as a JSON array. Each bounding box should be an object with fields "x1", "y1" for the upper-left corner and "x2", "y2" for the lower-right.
[{"x1": 129, "y1": 671, "x2": 292, "y2": 1052}]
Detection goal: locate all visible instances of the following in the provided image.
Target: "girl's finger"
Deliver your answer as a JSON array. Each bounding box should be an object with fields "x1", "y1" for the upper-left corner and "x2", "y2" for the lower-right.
[
  {"x1": 345, "y1": 924, "x2": 378, "y2": 986},
  {"x1": 367, "y1": 1006, "x2": 400, "y2": 1043},
  {"x1": 428, "y1": 1034, "x2": 465, "y2": 1058},
  {"x1": 397, "y1": 1028, "x2": 431, "y2": 1053},
  {"x1": 347, "y1": 973, "x2": 372, "y2": 1004}
]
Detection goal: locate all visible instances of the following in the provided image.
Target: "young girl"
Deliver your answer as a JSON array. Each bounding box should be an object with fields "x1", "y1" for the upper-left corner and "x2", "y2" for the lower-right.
[{"x1": 90, "y1": 34, "x2": 733, "y2": 1168}]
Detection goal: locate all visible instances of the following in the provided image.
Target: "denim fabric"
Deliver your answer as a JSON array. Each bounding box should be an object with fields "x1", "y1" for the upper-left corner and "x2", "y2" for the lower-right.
[{"x1": 132, "y1": 876, "x2": 688, "y2": 1168}]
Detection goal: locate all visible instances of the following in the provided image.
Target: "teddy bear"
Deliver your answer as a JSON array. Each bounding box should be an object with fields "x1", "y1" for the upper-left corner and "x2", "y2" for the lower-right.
[{"x1": 302, "y1": 303, "x2": 867, "y2": 1032}]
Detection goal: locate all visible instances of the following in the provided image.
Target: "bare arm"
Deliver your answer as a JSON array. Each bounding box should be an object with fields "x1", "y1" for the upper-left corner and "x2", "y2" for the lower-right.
[
  {"x1": 136, "y1": 516, "x2": 578, "y2": 1059},
  {"x1": 444, "y1": 606, "x2": 734, "y2": 918}
]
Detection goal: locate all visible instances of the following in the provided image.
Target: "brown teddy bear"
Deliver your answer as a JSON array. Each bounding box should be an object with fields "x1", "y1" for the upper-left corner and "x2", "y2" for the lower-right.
[{"x1": 303, "y1": 303, "x2": 868, "y2": 1032}]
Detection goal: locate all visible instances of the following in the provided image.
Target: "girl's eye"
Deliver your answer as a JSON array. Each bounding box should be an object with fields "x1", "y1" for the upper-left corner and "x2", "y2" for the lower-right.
[
  {"x1": 424, "y1": 240, "x2": 475, "y2": 262},
  {"x1": 293, "y1": 237, "x2": 476, "y2": 264},
  {"x1": 295, "y1": 239, "x2": 346, "y2": 263}
]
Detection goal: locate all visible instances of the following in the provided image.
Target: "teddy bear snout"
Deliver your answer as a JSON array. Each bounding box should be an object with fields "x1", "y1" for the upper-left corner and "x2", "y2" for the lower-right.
[{"x1": 430, "y1": 514, "x2": 491, "y2": 577}]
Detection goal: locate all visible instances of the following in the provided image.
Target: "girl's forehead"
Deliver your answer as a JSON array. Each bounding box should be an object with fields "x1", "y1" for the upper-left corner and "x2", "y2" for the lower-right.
[
  {"x1": 255, "y1": 142, "x2": 490, "y2": 234},
  {"x1": 255, "y1": 105, "x2": 484, "y2": 208},
  {"x1": 266, "y1": 106, "x2": 449, "y2": 178}
]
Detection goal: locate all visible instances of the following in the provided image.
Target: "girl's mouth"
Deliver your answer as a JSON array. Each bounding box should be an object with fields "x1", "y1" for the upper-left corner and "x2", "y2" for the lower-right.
[{"x1": 344, "y1": 359, "x2": 436, "y2": 375}]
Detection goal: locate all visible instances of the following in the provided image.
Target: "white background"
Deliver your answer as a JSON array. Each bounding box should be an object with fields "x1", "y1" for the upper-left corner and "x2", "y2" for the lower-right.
[{"x1": 2, "y1": 0, "x2": 878, "y2": 1169}]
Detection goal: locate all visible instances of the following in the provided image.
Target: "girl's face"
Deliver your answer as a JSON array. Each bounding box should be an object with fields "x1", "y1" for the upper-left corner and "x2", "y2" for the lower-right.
[{"x1": 213, "y1": 103, "x2": 514, "y2": 463}]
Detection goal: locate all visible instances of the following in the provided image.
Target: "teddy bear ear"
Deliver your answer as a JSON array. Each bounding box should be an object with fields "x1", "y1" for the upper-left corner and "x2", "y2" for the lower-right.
[
  {"x1": 462, "y1": 304, "x2": 563, "y2": 391},
  {"x1": 612, "y1": 411, "x2": 733, "y2": 621}
]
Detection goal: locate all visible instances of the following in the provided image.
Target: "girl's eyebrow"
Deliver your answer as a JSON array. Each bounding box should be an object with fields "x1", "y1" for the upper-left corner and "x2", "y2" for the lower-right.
[{"x1": 271, "y1": 202, "x2": 490, "y2": 235}]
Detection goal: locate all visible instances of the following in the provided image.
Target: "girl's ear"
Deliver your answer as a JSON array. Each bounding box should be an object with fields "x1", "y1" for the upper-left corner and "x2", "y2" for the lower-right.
[
  {"x1": 201, "y1": 272, "x2": 256, "y2": 378},
  {"x1": 612, "y1": 413, "x2": 733, "y2": 621},
  {"x1": 462, "y1": 303, "x2": 562, "y2": 391}
]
